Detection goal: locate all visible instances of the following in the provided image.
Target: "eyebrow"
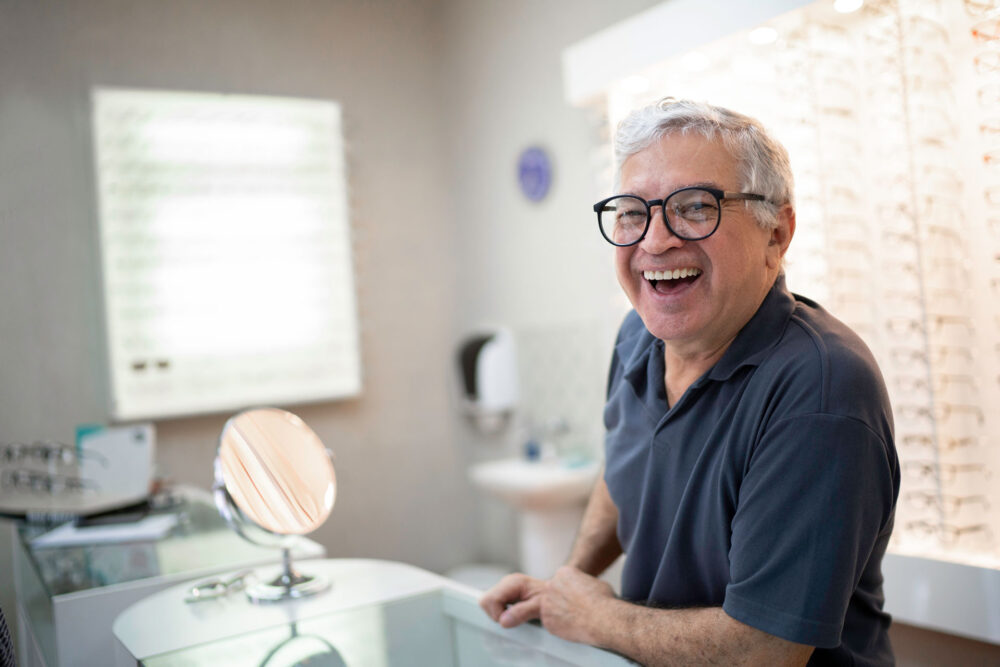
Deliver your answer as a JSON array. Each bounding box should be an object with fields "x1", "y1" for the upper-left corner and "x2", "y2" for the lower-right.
[{"x1": 620, "y1": 181, "x2": 722, "y2": 197}]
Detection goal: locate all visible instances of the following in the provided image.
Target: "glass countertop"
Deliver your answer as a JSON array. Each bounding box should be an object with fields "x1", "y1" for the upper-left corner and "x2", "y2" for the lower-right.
[
  {"x1": 16, "y1": 487, "x2": 322, "y2": 597},
  {"x1": 113, "y1": 559, "x2": 632, "y2": 667}
]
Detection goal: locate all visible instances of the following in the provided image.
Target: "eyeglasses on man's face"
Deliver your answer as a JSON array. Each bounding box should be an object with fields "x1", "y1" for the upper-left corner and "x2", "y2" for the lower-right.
[{"x1": 593, "y1": 186, "x2": 767, "y2": 246}]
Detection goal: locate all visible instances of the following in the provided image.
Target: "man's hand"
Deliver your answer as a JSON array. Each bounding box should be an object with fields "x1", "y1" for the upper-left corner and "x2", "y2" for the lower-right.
[
  {"x1": 479, "y1": 567, "x2": 615, "y2": 645},
  {"x1": 538, "y1": 566, "x2": 616, "y2": 645},
  {"x1": 481, "y1": 568, "x2": 814, "y2": 666},
  {"x1": 479, "y1": 573, "x2": 547, "y2": 628}
]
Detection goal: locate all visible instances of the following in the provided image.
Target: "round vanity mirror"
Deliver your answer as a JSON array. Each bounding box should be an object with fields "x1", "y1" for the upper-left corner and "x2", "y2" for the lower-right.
[{"x1": 213, "y1": 407, "x2": 336, "y2": 603}]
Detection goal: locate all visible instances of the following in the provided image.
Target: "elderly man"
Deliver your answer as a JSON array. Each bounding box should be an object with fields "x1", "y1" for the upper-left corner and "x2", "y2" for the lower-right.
[{"x1": 481, "y1": 99, "x2": 899, "y2": 666}]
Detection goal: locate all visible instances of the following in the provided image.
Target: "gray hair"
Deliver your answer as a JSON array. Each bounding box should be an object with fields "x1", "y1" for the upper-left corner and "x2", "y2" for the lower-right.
[{"x1": 613, "y1": 98, "x2": 794, "y2": 230}]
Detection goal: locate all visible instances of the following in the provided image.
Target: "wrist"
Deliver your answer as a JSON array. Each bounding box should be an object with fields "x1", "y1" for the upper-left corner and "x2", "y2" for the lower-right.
[{"x1": 584, "y1": 592, "x2": 629, "y2": 649}]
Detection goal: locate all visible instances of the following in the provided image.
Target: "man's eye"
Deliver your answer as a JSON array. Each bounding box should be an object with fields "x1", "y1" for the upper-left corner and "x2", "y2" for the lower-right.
[{"x1": 678, "y1": 202, "x2": 717, "y2": 217}]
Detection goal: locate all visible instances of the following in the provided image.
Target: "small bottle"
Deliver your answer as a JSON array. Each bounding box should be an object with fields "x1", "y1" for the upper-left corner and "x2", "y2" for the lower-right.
[{"x1": 523, "y1": 438, "x2": 541, "y2": 461}]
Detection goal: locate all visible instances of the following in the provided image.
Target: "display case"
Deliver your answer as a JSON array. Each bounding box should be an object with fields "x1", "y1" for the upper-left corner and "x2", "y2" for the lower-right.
[{"x1": 12, "y1": 487, "x2": 324, "y2": 666}]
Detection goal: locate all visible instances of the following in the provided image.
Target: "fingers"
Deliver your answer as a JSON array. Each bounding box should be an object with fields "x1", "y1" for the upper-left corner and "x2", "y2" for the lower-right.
[
  {"x1": 499, "y1": 597, "x2": 542, "y2": 628},
  {"x1": 479, "y1": 573, "x2": 544, "y2": 625}
]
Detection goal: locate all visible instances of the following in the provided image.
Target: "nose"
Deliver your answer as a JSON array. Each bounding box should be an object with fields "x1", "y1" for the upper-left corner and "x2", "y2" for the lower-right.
[{"x1": 639, "y1": 207, "x2": 685, "y2": 254}]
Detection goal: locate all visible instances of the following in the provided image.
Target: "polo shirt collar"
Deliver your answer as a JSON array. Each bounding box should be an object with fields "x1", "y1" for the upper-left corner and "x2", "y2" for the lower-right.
[
  {"x1": 615, "y1": 274, "x2": 795, "y2": 391},
  {"x1": 703, "y1": 273, "x2": 794, "y2": 383},
  {"x1": 616, "y1": 317, "x2": 661, "y2": 394}
]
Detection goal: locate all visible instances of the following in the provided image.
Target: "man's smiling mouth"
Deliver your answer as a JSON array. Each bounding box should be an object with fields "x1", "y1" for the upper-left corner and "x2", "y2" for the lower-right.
[
  {"x1": 643, "y1": 268, "x2": 702, "y2": 281},
  {"x1": 643, "y1": 267, "x2": 702, "y2": 292}
]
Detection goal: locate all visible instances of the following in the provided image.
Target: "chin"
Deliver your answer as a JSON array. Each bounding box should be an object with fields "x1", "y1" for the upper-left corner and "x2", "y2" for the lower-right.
[{"x1": 637, "y1": 310, "x2": 700, "y2": 343}]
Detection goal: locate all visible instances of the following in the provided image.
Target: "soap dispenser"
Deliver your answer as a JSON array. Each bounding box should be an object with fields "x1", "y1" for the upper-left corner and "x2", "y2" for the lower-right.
[{"x1": 457, "y1": 328, "x2": 519, "y2": 433}]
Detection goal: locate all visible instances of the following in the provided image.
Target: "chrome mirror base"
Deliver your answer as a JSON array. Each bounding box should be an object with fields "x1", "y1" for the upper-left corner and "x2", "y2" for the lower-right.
[
  {"x1": 246, "y1": 572, "x2": 331, "y2": 604},
  {"x1": 245, "y1": 547, "x2": 331, "y2": 604}
]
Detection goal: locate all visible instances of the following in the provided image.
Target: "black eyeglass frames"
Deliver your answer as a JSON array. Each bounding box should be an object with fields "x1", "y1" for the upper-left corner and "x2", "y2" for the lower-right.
[{"x1": 593, "y1": 186, "x2": 767, "y2": 246}]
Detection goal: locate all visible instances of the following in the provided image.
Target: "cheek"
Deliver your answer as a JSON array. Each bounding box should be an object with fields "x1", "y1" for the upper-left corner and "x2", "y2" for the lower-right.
[
  {"x1": 614, "y1": 251, "x2": 642, "y2": 305},
  {"x1": 614, "y1": 249, "x2": 633, "y2": 284},
  {"x1": 718, "y1": 229, "x2": 769, "y2": 272}
]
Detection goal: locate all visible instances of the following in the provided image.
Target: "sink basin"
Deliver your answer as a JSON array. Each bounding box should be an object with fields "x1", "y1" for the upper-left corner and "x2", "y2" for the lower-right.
[{"x1": 468, "y1": 457, "x2": 600, "y2": 511}]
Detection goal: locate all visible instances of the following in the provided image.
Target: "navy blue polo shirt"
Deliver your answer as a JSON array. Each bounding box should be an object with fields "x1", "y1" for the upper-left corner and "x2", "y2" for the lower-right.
[{"x1": 603, "y1": 275, "x2": 899, "y2": 666}]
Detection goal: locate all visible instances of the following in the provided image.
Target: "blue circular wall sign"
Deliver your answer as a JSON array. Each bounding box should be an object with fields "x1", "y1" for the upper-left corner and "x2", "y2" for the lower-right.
[{"x1": 517, "y1": 146, "x2": 552, "y2": 202}]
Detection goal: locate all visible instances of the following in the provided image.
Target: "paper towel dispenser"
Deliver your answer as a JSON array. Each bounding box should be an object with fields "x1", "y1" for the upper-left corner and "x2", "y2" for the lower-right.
[{"x1": 458, "y1": 329, "x2": 518, "y2": 432}]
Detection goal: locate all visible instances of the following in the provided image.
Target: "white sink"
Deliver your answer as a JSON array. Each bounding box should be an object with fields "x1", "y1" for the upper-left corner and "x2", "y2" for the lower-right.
[{"x1": 468, "y1": 457, "x2": 600, "y2": 511}]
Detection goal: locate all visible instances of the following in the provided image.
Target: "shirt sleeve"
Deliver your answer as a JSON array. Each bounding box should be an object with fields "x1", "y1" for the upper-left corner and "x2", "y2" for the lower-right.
[{"x1": 722, "y1": 413, "x2": 896, "y2": 648}]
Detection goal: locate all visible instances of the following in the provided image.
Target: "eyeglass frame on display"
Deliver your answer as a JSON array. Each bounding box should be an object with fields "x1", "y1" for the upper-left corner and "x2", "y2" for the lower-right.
[
  {"x1": 0, "y1": 468, "x2": 98, "y2": 494},
  {"x1": 0, "y1": 441, "x2": 108, "y2": 468},
  {"x1": 935, "y1": 374, "x2": 979, "y2": 394},
  {"x1": 905, "y1": 490, "x2": 991, "y2": 513},
  {"x1": 899, "y1": 434, "x2": 982, "y2": 451},
  {"x1": 903, "y1": 461, "x2": 990, "y2": 483},
  {"x1": 972, "y1": 17, "x2": 1000, "y2": 42},
  {"x1": 964, "y1": 0, "x2": 1000, "y2": 18},
  {"x1": 184, "y1": 569, "x2": 257, "y2": 603},
  {"x1": 895, "y1": 403, "x2": 987, "y2": 427},
  {"x1": 904, "y1": 519, "x2": 993, "y2": 545}
]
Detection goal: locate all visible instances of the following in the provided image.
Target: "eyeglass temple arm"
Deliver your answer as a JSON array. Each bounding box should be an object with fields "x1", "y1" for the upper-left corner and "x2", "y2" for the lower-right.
[{"x1": 722, "y1": 192, "x2": 766, "y2": 201}]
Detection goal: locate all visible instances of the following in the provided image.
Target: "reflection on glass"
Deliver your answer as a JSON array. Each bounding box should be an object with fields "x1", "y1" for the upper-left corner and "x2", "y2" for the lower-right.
[{"x1": 259, "y1": 624, "x2": 348, "y2": 667}]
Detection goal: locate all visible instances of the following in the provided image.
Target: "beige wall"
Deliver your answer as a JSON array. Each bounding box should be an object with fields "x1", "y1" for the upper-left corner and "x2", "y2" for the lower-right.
[{"x1": 0, "y1": 0, "x2": 467, "y2": 650}]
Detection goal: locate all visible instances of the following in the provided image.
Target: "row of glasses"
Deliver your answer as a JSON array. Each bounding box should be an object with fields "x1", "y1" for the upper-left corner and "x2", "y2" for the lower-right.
[
  {"x1": 964, "y1": 0, "x2": 1000, "y2": 559},
  {"x1": 0, "y1": 440, "x2": 106, "y2": 500},
  {"x1": 968, "y1": 0, "x2": 1000, "y2": 248},
  {"x1": 900, "y1": 455, "x2": 994, "y2": 552},
  {"x1": 862, "y1": 0, "x2": 998, "y2": 557},
  {"x1": 0, "y1": 441, "x2": 107, "y2": 468},
  {"x1": 0, "y1": 469, "x2": 98, "y2": 495},
  {"x1": 823, "y1": 7, "x2": 932, "y2": 555}
]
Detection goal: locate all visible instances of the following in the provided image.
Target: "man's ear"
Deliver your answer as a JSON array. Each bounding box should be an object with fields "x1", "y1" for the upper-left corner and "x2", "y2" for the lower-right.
[
  {"x1": 766, "y1": 204, "x2": 795, "y2": 267},
  {"x1": 768, "y1": 205, "x2": 795, "y2": 249}
]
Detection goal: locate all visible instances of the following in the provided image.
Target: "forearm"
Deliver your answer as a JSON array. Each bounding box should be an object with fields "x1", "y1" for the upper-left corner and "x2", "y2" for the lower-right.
[
  {"x1": 565, "y1": 475, "x2": 622, "y2": 576},
  {"x1": 589, "y1": 600, "x2": 812, "y2": 667}
]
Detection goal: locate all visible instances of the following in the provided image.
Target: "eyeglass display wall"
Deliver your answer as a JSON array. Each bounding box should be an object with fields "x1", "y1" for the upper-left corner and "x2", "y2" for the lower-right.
[
  {"x1": 592, "y1": 0, "x2": 1000, "y2": 571},
  {"x1": 91, "y1": 89, "x2": 362, "y2": 421}
]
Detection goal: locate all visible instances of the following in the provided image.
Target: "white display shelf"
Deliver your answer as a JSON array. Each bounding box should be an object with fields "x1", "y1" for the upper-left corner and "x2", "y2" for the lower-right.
[{"x1": 884, "y1": 552, "x2": 1000, "y2": 645}]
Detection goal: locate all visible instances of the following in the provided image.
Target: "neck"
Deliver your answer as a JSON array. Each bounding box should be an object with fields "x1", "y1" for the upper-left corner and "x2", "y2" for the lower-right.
[
  {"x1": 661, "y1": 273, "x2": 779, "y2": 406},
  {"x1": 662, "y1": 338, "x2": 734, "y2": 407}
]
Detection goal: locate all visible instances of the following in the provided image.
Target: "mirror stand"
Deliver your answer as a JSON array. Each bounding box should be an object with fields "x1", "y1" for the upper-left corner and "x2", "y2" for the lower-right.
[
  {"x1": 212, "y1": 407, "x2": 338, "y2": 606},
  {"x1": 245, "y1": 547, "x2": 331, "y2": 603}
]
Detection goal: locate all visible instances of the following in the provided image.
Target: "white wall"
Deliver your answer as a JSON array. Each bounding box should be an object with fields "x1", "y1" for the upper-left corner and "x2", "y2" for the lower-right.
[{"x1": 439, "y1": 0, "x2": 664, "y2": 564}]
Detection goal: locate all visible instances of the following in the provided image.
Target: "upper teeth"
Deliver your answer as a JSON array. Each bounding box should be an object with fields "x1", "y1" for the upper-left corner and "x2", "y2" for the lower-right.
[{"x1": 643, "y1": 268, "x2": 702, "y2": 280}]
